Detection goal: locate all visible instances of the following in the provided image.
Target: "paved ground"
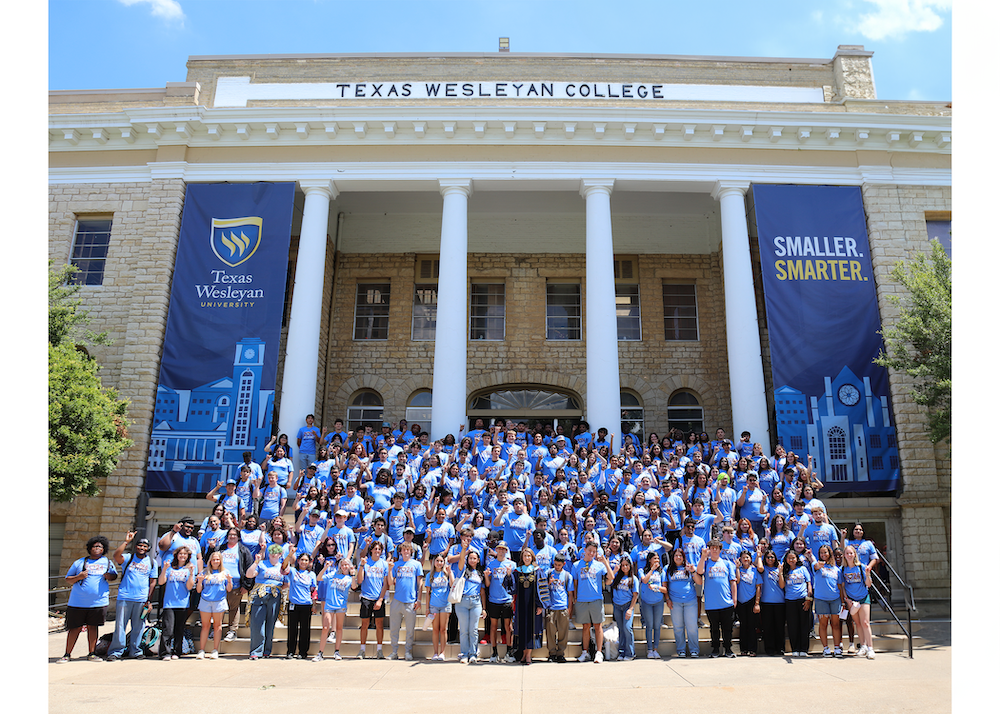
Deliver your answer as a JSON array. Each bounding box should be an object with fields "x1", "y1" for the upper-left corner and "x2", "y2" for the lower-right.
[{"x1": 46, "y1": 621, "x2": 953, "y2": 714}]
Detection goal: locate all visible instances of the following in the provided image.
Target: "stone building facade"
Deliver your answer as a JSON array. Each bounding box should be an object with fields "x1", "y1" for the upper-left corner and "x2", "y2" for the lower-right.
[{"x1": 49, "y1": 46, "x2": 950, "y2": 602}]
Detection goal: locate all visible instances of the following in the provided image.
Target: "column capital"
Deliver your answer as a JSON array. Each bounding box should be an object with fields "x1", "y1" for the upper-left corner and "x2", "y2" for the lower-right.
[
  {"x1": 711, "y1": 179, "x2": 750, "y2": 201},
  {"x1": 439, "y1": 178, "x2": 473, "y2": 197},
  {"x1": 298, "y1": 178, "x2": 338, "y2": 200},
  {"x1": 580, "y1": 178, "x2": 615, "y2": 198}
]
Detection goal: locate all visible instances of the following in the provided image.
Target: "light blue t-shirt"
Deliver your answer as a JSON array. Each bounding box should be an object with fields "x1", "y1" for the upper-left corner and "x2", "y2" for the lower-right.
[
  {"x1": 360, "y1": 557, "x2": 389, "y2": 601},
  {"x1": 572, "y1": 558, "x2": 608, "y2": 603},
  {"x1": 702, "y1": 557, "x2": 737, "y2": 610},
  {"x1": 612, "y1": 574, "x2": 639, "y2": 607},
  {"x1": 426, "y1": 569, "x2": 451, "y2": 609},
  {"x1": 813, "y1": 563, "x2": 842, "y2": 602},
  {"x1": 547, "y1": 568, "x2": 573, "y2": 610},
  {"x1": 200, "y1": 569, "x2": 231, "y2": 602},
  {"x1": 162, "y1": 565, "x2": 193, "y2": 609},
  {"x1": 285, "y1": 568, "x2": 317, "y2": 605},
  {"x1": 783, "y1": 564, "x2": 812, "y2": 601},
  {"x1": 391, "y1": 558, "x2": 422, "y2": 603},
  {"x1": 117, "y1": 553, "x2": 157, "y2": 602},
  {"x1": 486, "y1": 557, "x2": 516, "y2": 604},
  {"x1": 736, "y1": 565, "x2": 762, "y2": 604},
  {"x1": 323, "y1": 570, "x2": 353, "y2": 610},
  {"x1": 639, "y1": 569, "x2": 665, "y2": 605},
  {"x1": 67, "y1": 556, "x2": 117, "y2": 608},
  {"x1": 666, "y1": 567, "x2": 696, "y2": 604}
]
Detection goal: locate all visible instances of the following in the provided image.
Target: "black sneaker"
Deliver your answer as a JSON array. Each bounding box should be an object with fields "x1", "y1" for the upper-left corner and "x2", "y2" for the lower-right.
[
  {"x1": 106, "y1": 655, "x2": 121, "y2": 662},
  {"x1": 725, "y1": 650, "x2": 736, "y2": 659},
  {"x1": 710, "y1": 650, "x2": 720, "y2": 658}
]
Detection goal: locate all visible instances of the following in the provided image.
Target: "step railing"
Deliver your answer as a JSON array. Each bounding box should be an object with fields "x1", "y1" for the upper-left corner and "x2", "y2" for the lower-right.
[{"x1": 827, "y1": 514, "x2": 915, "y2": 658}]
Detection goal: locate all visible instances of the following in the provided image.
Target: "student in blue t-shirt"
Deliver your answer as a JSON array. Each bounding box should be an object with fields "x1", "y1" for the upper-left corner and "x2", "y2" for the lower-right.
[
  {"x1": 296, "y1": 414, "x2": 322, "y2": 474},
  {"x1": 638, "y1": 552, "x2": 667, "y2": 659},
  {"x1": 778, "y1": 549, "x2": 813, "y2": 657},
  {"x1": 735, "y1": 550, "x2": 762, "y2": 656},
  {"x1": 107, "y1": 532, "x2": 157, "y2": 661},
  {"x1": 610, "y1": 555, "x2": 640, "y2": 661},
  {"x1": 842, "y1": 545, "x2": 875, "y2": 660},
  {"x1": 665, "y1": 548, "x2": 699, "y2": 658},
  {"x1": 60, "y1": 536, "x2": 119, "y2": 663},
  {"x1": 314, "y1": 557, "x2": 355, "y2": 661},
  {"x1": 284, "y1": 549, "x2": 317, "y2": 659},
  {"x1": 388, "y1": 542, "x2": 423, "y2": 660},
  {"x1": 812, "y1": 544, "x2": 846, "y2": 657},
  {"x1": 695, "y1": 539, "x2": 738, "y2": 658},
  {"x1": 195, "y1": 549, "x2": 233, "y2": 659},
  {"x1": 157, "y1": 546, "x2": 196, "y2": 660}
]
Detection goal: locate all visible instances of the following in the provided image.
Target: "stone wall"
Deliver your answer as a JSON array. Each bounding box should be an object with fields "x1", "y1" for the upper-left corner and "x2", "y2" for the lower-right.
[
  {"x1": 321, "y1": 251, "x2": 732, "y2": 437},
  {"x1": 50, "y1": 179, "x2": 186, "y2": 574},
  {"x1": 862, "y1": 183, "x2": 951, "y2": 599}
]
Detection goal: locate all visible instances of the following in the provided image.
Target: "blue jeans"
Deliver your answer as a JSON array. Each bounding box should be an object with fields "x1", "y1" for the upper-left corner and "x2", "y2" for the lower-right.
[
  {"x1": 640, "y1": 599, "x2": 664, "y2": 655},
  {"x1": 454, "y1": 595, "x2": 482, "y2": 660},
  {"x1": 249, "y1": 590, "x2": 280, "y2": 657},
  {"x1": 612, "y1": 601, "x2": 635, "y2": 659},
  {"x1": 671, "y1": 598, "x2": 699, "y2": 656},
  {"x1": 109, "y1": 599, "x2": 146, "y2": 658}
]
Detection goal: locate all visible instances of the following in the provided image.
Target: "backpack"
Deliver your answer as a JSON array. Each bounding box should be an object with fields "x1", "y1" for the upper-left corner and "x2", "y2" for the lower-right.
[
  {"x1": 140, "y1": 622, "x2": 162, "y2": 656},
  {"x1": 602, "y1": 620, "x2": 620, "y2": 661},
  {"x1": 94, "y1": 633, "x2": 113, "y2": 658}
]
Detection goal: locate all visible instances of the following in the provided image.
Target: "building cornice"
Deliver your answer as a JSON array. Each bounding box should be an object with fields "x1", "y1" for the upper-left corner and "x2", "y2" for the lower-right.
[
  {"x1": 48, "y1": 104, "x2": 951, "y2": 155},
  {"x1": 48, "y1": 160, "x2": 952, "y2": 191}
]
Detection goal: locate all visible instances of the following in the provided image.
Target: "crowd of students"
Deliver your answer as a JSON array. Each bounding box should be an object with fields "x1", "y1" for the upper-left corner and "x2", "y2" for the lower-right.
[{"x1": 58, "y1": 417, "x2": 883, "y2": 664}]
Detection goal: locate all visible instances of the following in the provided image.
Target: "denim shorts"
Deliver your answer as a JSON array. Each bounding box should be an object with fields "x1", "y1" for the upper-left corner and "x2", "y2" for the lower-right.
[
  {"x1": 199, "y1": 598, "x2": 228, "y2": 614},
  {"x1": 814, "y1": 598, "x2": 840, "y2": 616},
  {"x1": 428, "y1": 604, "x2": 452, "y2": 615}
]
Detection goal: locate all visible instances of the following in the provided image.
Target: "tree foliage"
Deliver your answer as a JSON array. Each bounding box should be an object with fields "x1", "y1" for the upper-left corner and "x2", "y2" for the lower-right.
[
  {"x1": 49, "y1": 263, "x2": 133, "y2": 502},
  {"x1": 874, "y1": 240, "x2": 951, "y2": 445}
]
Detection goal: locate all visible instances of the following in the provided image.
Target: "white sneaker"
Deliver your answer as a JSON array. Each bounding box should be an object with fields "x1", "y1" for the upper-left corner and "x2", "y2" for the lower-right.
[
  {"x1": 866, "y1": 648, "x2": 875, "y2": 660},
  {"x1": 327, "y1": 632, "x2": 336, "y2": 644},
  {"x1": 459, "y1": 656, "x2": 469, "y2": 664},
  {"x1": 196, "y1": 651, "x2": 205, "y2": 660},
  {"x1": 209, "y1": 650, "x2": 219, "y2": 659},
  {"x1": 594, "y1": 651, "x2": 604, "y2": 663},
  {"x1": 333, "y1": 651, "x2": 342, "y2": 660},
  {"x1": 489, "y1": 654, "x2": 499, "y2": 663},
  {"x1": 823, "y1": 646, "x2": 832, "y2": 657},
  {"x1": 857, "y1": 644, "x2": 868, "y2": 657},
  {"x1": 646, "y1": 650, "x2": 656, "y2": 659},
  {"x1": 578, "y1": 651, "x2": 591, "y2": 662},
  {"x1": 847, "y1": 643, "x2": 857, "y2": 654},
  {"x1": 312, "y1": 653, "x2": 324, "y2": 662},
  {"x1": 651, "y1": 651, "x2": 661, "y2": 660},
  {"x1": 224, "y1": 631, "x2": 237, "y2": 642},
  {"x1": 405, "y1": 652, "x2": 413, "y2": 661},
  {"x1": 503, "y1": 653, "x2": 516, "y2": 663},
  {"x1": 834, "y1": 646, "x2": 843, "y2": 658}
]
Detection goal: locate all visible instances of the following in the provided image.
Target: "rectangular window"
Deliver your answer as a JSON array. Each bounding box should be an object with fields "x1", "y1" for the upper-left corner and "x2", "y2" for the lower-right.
[
  {"x1": 616, "y1": 283, "x2": 641, "y2": 341},
  {"x1": 470, "y1": 283, "x2": 505, "y2": 340},
  {"x1": 412, "y1": 286, "x2": 438, "y2": 341},
  {"x1": 663, "y1": 283, "x2": 699, "y2": 341},
  {"x1": 69, "y1": 218, "x2": 112, "y2": 285},
  {"x1": 546, "y1": 283, "x2": 581, "y2": 340},
  {"x1": 353, "y1": 283, "x2": 390, "y2": 340}
]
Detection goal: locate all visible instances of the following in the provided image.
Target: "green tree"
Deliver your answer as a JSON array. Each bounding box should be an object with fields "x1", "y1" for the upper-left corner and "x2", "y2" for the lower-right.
[
  {"x1": 874, "y1": 239, "x2": 951, "y2": 445},
  {"x1": 49, "y1": 263, "x2": 133, "y2": 502}
]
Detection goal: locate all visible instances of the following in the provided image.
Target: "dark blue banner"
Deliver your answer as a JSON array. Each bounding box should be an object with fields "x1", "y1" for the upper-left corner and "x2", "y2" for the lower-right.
[
  {"x1": 146, "y1": 183, "x2": 295, "y2": 492},
  {"x1": 751, "y1": 184, "x2": 899, "y2": 492}
]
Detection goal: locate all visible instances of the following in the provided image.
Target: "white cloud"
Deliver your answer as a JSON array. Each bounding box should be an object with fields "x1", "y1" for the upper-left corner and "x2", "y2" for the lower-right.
[
  {"x1": 853, "y1": 1, "x2": 951, "y2": 41},
  {"x1": 118, "y1": 0, "x2": 186, "y2": 24}
]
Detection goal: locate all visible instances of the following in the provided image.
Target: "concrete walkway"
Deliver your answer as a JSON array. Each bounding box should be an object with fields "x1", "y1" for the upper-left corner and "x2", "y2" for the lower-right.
[{"x1": 48, "y1": 623, "x2": 952, "y2": 713}]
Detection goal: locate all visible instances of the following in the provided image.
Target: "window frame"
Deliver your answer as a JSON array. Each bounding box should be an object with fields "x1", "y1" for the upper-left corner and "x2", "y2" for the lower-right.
[
  {"x1": 545, "y1": 281, "x2": 582, "y2": 341},
  {"x1": 68, "y1": 216, "x2": 113, "y2": 286},
  {"x1": 470, "y1": 282, "x2": 506, "y2": 341},
  {"x1": 411, "y1": 284, "x2": 438, "y2": 341},
  {"x1": 662, "y1": 282, "x2": 700, "y2": 341},
  {"x1": 353, "y1": 282, "x2": 391, "y2": 341}
]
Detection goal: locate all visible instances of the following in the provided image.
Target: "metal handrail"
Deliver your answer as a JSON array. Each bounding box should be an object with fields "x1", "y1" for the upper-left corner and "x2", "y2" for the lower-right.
[{"x1": 825, "y1": 516, "x2": 915, "y2": 658}]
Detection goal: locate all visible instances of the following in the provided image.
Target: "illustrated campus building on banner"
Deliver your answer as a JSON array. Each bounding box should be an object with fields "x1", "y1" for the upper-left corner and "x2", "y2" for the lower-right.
[{"x1": 147, "y1": 337, "x2": 276, "y2": 493}]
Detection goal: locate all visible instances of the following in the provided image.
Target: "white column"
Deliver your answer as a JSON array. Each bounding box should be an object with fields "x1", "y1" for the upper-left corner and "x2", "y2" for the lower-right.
[
  {"x1": 430, "y1": 179, "x2": 472, "y2": 441},
  {"x1": 278, "y1": 179, "x2": 336, "y2": 441},
  {"x1": 581, "y1": 179, "x2": 621, "y2": 452},
  {"x1": 711, "y1": 180, "x2": 771, "y2": 447}
]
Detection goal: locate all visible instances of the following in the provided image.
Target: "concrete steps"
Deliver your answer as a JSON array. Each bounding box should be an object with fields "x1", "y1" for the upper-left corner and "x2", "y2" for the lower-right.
[{"x1": 173, "y1": 600, "x2": 920, "y2": 658}]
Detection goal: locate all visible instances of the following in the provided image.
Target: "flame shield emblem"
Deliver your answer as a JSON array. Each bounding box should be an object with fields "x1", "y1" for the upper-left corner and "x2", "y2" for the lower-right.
[{"x1": 210, "y1": 217, "x2": 263, "y2": 267}]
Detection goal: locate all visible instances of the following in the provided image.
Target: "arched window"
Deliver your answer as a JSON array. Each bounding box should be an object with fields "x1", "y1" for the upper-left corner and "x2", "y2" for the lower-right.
[
  {"x1": 347, "y1": 390, "x2": 384, "y2": 433},
  {"x1": 667, "y1": 390, "x2": 704, "y2": 435},
  {"x1": 620, "y1": 391, "x2": 645, "y2": 446},
  {"x1": 467, "y1": 385, "x2": 582, "y2": 433},
  {"x1": 406, "y1": 390, "x2": 432, "y2": 436}
]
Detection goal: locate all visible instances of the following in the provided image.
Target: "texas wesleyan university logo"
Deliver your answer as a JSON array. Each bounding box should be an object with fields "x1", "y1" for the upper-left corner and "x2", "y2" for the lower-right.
[{"x1": 210, "y1": 216, "x2": 263, "y2": 267}]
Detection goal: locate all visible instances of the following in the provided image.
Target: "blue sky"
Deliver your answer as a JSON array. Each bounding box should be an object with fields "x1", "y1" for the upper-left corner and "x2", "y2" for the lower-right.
[{"x1": 46, "y1": 0, "x2": 952, "y2": 101}]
